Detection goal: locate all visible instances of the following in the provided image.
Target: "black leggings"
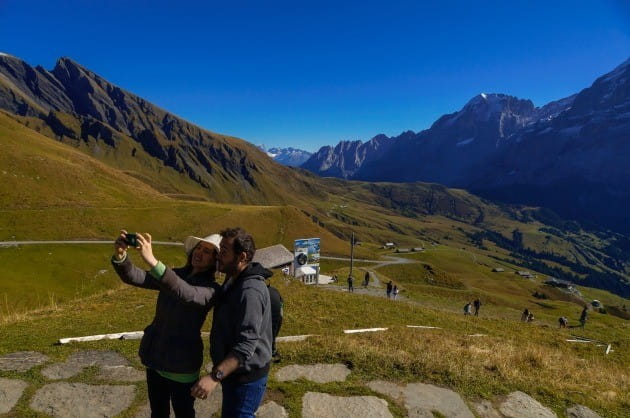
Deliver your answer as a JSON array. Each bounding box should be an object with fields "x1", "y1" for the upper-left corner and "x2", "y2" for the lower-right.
[{"x1": 146, "y1": 368, "x2": 196, "y2": 418}]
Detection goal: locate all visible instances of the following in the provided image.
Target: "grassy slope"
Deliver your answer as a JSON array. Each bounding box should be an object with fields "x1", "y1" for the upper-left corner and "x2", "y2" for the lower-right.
[
  {"x1": 0, "y1": 109, "x2": 628, "y2": 416},
  {"x1": 0, "y1": 276, "x2": 627, "y2": 417}
]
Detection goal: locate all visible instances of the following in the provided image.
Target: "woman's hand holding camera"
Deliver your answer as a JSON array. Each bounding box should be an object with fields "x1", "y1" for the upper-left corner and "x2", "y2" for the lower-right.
[
  {"x1": 113, "y1": 230, "x2": 157, "y2": 268},
  {"x1": 113, "y1": 230, "x2": 130, "y2": 261}
]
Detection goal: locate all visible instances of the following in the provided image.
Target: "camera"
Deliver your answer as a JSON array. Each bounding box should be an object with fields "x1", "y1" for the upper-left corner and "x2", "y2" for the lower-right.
[{"x1": 124, "y1": 233, "x2": 138, "y2": 247}]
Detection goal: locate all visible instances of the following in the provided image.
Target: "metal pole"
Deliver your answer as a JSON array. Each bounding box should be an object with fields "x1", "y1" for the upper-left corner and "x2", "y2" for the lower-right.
[{"x1": 349, "y1": 232, "x2": 354, "y2": 278}]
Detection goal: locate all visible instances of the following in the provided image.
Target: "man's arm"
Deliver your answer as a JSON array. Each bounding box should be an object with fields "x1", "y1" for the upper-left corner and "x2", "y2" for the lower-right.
[{"x1": 190, "y1": 353, "x2": 240, "y2": 399}]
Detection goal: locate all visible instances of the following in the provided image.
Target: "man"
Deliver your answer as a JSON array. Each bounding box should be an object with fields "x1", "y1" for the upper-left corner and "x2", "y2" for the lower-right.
[
  {"x1": 473, "y1": 298, "x2": 481, "y2": 316},
  {"x1": 347, "y1": 275, "x2": 354, "y2": 292},
  {"x1": 579, "y1": 306, "x2": 588, "y2": 328},
  {"x1": 191, "y1": 227, "x2": 273, "y2": 417}
]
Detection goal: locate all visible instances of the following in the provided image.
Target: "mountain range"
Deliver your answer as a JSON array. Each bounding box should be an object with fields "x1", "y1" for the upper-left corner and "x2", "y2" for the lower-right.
[
  {"x1": 302, "y1": 58, "x2": 630, "y2": 234},
  {"x1": 1, "y1": 52, "x2": 629, "y2": 297}
]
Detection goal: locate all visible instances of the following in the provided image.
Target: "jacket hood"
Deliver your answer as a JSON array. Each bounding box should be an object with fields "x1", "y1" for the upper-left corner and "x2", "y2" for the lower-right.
[{"x1": 239, "y1": 262, "x2": 273, "y2": 280}]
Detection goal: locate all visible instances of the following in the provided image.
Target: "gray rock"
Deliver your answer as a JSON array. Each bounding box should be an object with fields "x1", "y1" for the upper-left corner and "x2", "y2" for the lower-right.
[
  {"x1": 30, "y1": 382, "x2": 135, "y2": 417},
  {"x1": 367, "y1": 380, "x2": 404, "y2": 400},
  {"x1": 368, "y1": 381, "x2": 474, "y2": 418},
  {"x1": 407, "y1": 407, "x2": 435, "y2": 418},
  {"x1": 42, "y1": 350, "x2": 129, "y2": 379},
  {"x1": 0, "y1": 377, "x2": 28, "y2": 414},
  {"x1": 566, "y1": 405, "x2": 603, "y2": 418},
  {"x1": 134, "y1": 384, "x2": 222, "y2": 417},
  {"x1": 403, "y1": 383, "x2": 474, "y2": 418},
  {"x1": 275, "y1": 363, "x2": 351, "y2": 383},
  {"x1": 302, "y1": 392, "x2": 392, "y2": 417},
  {"x1": 472, "y1": 400, "x2": 502, "y2": 418},
  {"x1": 256, "y1": 400, "x2": 288, "y2": 417},
  {"x1": 97, "y1": 365, "x2": 145, "y2": 382},
  {"x1": 0, "y1": 351, "x2": 49, "y2": 371},
  {"x1": 498, "y1": 391, "x2": 556, "y2": 418}
]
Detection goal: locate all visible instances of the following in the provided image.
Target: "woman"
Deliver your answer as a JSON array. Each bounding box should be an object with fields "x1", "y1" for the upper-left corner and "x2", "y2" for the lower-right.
[{"x1": 112, "y1": 230, "x2": 221, "y2": 418}]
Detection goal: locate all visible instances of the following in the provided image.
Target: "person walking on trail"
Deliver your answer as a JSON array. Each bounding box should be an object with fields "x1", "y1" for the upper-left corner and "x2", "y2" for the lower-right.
[
  {"x1": 386, "y1": 281, "x2": 393, "y2": 298},
  {"x1": 364, "y1": 271, "x2": 370, "y2": 287},
  {"x1": 464, "y1": 302, "x2": 472, "y2": 315},
  {"x1": 473, "y1": 298, "x2": 481, "y2": 316},
  {"x1": 579, "y1": 306, "x2": 588, "y2": 328},
  {"x1": 392, "y1": 285, "x2": 399, "y2": 300},
  {"x1": 558, "y1": 316, "x2": 568, "y2": 328},
  {"x1": 347, "y1": 276, "x2": 354, "y2": 293},
  {"x1": 111, "y1": 230, "x2": 222, "y2": 418},
  {"x1": 521, "y1": 308, "x2": 530, "y2": 322}
]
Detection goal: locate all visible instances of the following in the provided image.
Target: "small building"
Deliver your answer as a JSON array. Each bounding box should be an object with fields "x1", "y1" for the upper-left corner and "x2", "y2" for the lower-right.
[
  {"x1": 295, "y1": 265, "x2": 318, "y2": 284},
  {"x1": 396, "y1": 248, "x2": 411, "y2": 253},
  {"x1": 516, "y1": 271, "x2": 534, "y2": 278},
  {"x1": 544, "y1": 278, "x2": 576, "y2": 292},
  {"x1": 412, "y1": 247, "x2": 424, "y2": 252},
  {"x1": 252, "y1": 244, "x2": 294, "y2": 270},
  {"x1": 492, "y1": 267, "x2": 505, "y2": 272},
  {"x1": 383, "y1": 242, "x2": 396, "y2": 249}
]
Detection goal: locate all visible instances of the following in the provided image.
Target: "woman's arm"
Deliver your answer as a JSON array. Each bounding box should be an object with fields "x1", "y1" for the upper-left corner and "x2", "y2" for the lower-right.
[
  {"x1": 135, "y1": 232, "x2": 220, "y2": 307},
  {"x1": 157, "y1": 267, "x2": 220, "y2": 307}
]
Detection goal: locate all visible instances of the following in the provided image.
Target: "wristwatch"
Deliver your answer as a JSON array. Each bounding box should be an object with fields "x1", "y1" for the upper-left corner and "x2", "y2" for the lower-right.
[{"x1": 210, "y1": 369, "x2": 224, "y2": 382}]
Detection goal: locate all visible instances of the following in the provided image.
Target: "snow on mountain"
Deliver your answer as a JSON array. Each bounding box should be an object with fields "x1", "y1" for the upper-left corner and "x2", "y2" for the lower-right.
[{"x1": 258, "y1": 145, "x2": 312, "y2": 167}]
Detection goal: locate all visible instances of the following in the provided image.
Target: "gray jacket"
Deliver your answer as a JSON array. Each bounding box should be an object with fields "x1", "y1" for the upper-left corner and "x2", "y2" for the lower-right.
[
  {"x1": 111, "y1": 257, "x2": 219, "y2": 373},
  {"x1": 211, "y1": 262, "x2": 273, "y2": 383}
]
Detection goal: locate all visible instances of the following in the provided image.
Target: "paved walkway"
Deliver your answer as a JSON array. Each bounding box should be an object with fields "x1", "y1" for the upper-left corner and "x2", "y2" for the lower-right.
[{"x1": 0, "y1": 350, "x2": 603, "y2": 417}]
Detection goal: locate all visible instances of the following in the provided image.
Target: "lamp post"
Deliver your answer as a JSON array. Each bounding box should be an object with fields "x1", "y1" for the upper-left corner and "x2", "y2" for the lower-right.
[{"x1": 349, "y1": 232, "x2": 355, "y2": 278}]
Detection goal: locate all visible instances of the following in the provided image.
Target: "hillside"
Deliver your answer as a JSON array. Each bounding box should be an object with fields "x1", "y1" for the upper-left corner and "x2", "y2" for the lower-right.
[
  {"x1": 1, "y1": 54, "x2": 629, "y2": 298},
  {"x1": 0, "y1": 260, "x2": 628, "y2": 416}
]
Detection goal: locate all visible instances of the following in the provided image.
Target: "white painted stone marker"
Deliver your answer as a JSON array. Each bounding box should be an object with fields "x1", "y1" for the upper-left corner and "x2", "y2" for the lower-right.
[{"x1": 344, "y1": 327, "x2": 388, "y2": 334}]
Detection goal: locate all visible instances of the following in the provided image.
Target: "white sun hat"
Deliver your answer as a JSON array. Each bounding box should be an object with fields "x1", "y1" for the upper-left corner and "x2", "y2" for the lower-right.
[{"x1": 183, "y1": 234, "x2": 222, "y2": 255}]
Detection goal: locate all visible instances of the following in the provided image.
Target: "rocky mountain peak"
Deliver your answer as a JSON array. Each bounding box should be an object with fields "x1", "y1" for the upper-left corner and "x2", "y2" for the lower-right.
[{"x1": 568, "y1": 57, "x2": 630, "y2": 116}]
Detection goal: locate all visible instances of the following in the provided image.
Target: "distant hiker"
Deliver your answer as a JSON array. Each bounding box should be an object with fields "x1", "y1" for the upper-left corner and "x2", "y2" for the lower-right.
[
  {"x1": 364, "y1": 271, "x2": 370, "y2": 287},
  {"x1": 112, "y1": 230, "x2": 221, "y2": 417},
  {"x1": 464, "y1": 302, "x2": 473, "y2": 315},
  {"x1": 347, "y1": 276, "x2": 354, "y2": 292},
  {"x1": 579, "y1": 306, "x2": 588, "y2": 328},
  {"x1": 393, "y1": 285, "x2": 399, "y2": 300},
  {"x1": 386, "y1": 281, "x2": 393, "y2": 298},
  {"x1": 266, "y1": 278, "x2": 283, "y2": 362},
  {"x1": 521, "y1": 308, "x2": 530, "y2": 322},
  {"x1": 527, "y1": 312, "x2": 535, "y2": 322},
  {"x1": 558, "y1": 316, "x2": 568, "y2": 328},
  {"x1": 473, "y1": 298, "x2": 481, "y2": 316}
]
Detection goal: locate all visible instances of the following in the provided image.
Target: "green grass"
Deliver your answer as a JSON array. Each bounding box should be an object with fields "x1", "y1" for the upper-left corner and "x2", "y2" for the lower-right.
[
  {"x1": 1, "y1": 103, "x2": 629, "y2": 416},
  {"x1": 0, "y1": 275, "x2": 627, "y2": 417},
  {"x1": 0, "y1": 244, "x2": 187, "y2": 321}
]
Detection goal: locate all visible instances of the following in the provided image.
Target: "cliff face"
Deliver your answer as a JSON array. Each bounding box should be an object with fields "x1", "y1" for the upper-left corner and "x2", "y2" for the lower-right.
[
  {"x1": 0, "y1": 54, "x2": 302, "y2": 204},
  {"x1": 301, "y1": 58, "x2": 630, "y2": 233}
]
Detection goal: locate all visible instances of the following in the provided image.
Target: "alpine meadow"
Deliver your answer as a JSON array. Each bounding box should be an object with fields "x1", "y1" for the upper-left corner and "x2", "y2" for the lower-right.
[{"x1": 0, "y1": 42, "x2": 629, "y2": 418}]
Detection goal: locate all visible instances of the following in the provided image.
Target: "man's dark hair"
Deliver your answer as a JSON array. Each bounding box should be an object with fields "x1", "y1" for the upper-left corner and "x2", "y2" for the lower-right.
[{"x1": 220, "y1": 227, "x2": 256, "y2": 262}]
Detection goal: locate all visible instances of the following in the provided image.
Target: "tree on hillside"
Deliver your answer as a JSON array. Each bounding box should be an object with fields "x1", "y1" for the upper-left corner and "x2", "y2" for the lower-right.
[{"x1": 512, "y1": 229, "x2": 523, "y2": 252}]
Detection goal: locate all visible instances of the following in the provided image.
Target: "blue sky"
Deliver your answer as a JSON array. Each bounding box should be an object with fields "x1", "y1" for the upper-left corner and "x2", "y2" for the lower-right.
[{"x1": 1, "y1": 0, "x2": 628, "y2": 151}]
